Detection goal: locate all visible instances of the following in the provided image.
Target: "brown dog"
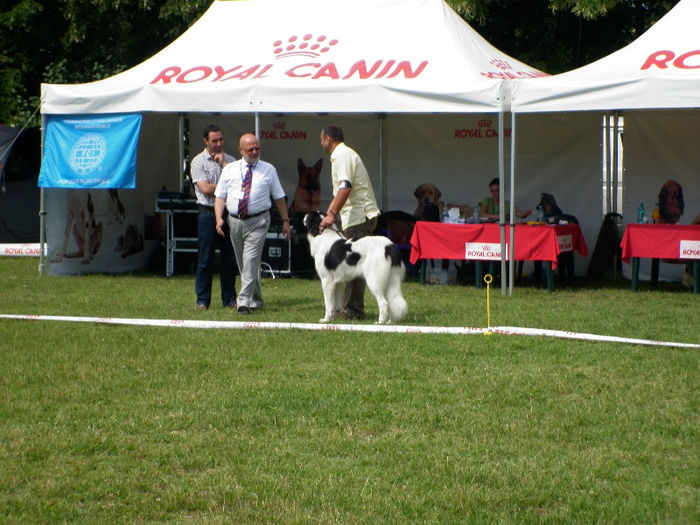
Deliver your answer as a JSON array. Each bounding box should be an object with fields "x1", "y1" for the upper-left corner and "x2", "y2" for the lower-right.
[
  {"x1": 414, "y1": 183, "x2": 474, "y2": 220},
  {"x1": 413, "y1": 183, "x2": 442, "y2": 219},
  {"x1": 657, "y1": 179, "x2": 684, "y2": 224},
  {"x1": 289, "y1": 158, "x2": 322, "y2": 214}
]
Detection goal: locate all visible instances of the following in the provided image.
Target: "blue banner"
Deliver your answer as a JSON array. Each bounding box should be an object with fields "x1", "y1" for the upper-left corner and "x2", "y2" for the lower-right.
[{"x1": 39, "y1": 114, "x2": 142, "y2": 188}]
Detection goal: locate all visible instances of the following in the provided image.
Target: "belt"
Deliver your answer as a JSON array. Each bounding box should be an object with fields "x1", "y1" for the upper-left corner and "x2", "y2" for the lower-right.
[
  {"x1": 197, "y1": 204, "x2": 214, "y2": 212},
  {"x1": 229, "y1": 209, "x2": 269, "y2": 220}
]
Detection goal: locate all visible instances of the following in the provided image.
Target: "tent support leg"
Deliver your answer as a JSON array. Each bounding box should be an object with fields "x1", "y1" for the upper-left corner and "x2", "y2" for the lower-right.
[
  {"x1": 178, "y1": 115, "x2": 185, "y2": 192},
  {"x1": 498, "y1": 111, "x2": 506, "y2": 296},
  {"x1": 39, "y1": 114, "x2": 46, "y2": 276},
  {"x1": 508, "y1": 111, "x2": 517, "y2": 296}
]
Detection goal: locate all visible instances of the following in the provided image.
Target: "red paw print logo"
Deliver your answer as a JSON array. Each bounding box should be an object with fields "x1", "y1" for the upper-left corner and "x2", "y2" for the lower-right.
[{"x1": 273, "y1": 34, "x2": 339, "y2": 59}]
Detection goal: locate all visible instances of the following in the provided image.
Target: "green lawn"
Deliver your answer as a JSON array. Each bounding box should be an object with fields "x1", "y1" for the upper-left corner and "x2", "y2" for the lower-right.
[{"x1": 0, "y1": 257, "x2": 698, "y2": 523}]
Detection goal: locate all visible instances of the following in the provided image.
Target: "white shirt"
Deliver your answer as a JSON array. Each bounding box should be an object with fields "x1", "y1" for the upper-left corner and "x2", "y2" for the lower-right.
[
  {"x1": 190, "y1": 148, "x2": 235, "y2": 207},
  {"x1": 330, "y1": 142, "x2": 380, "y2": 228},
  {"x1": 215, "y1": 159, "x2": 286, "y2": 216}
]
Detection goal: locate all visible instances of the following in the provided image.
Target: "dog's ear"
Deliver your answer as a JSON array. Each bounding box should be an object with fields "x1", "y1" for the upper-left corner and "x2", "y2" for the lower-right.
[
  {"x1": 309, "y1": 212, "x2": 323, "y2": 236},
  {"x1": 297, "y1": 158, "x2": 305, "y2": 174},
  {"x1": 435, "y1": 187, "x2": 442, "y2": 200},
  {"x1": 313, "y1": 158, "x2": 323, "y2": 172},
  {"x1": 414, "y1": 184, "x2": 424, "y2": 199}
]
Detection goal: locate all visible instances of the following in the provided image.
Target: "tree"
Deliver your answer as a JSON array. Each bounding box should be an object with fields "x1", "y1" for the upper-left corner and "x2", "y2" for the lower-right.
[
  {"x1": 0, "y1": 0, "x2": 211, "y2": 126},
  {"x1": 447, "y1": 0, "x2": 680, "y2": 73}
]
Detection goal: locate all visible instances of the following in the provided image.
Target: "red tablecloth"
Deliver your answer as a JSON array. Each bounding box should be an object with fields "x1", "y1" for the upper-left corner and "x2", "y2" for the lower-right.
[
  {"x1": 620, "y1": 224, "x2": 700, "y2": 262},
  {"x1": 409, "y1": 222, "x2": 587, "y2": 268}
]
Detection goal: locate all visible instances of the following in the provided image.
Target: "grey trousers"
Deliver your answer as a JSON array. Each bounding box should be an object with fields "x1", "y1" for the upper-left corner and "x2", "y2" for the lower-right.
[{"x1": 227, "y1": 212, "x2": 270, "y2": 309}]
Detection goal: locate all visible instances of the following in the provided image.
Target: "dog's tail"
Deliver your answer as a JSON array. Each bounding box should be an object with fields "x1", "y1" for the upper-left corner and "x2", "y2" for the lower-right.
[{"x1": 388, "y1": 267, "x2": 408, "y2": 322}]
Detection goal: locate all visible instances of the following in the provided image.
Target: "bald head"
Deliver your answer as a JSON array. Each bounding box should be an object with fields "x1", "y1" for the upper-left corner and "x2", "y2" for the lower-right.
[{"x1": 239, "y1": 133, "x2": 261, "y2": 164}]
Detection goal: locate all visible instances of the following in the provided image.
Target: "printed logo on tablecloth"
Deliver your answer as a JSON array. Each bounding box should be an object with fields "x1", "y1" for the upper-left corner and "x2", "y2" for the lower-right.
[
  {"x1": 465, "y1": 242, "x2": 508, "y2": 261},
  {"x1": 679, "y1": 240, "x2": 700, "y2": 259},
  {"x1": 557, "y1": 234, "x2": 573, "y2": 252}
]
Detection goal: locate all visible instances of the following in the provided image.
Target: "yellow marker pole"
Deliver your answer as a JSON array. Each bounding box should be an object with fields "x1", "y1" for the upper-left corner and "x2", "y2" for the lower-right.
[{"x1": 484, "y1": 274, "x2": 493, "y2": 334}]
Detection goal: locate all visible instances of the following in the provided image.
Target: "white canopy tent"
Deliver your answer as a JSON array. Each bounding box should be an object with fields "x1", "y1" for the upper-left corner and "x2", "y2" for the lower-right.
[
  {"x1": 39, "y1": 0, "x2": 546, "y2": 279},
  {"x1": 42, "y1": 0, "x2": 545, "y2": 115},
  {"x1": 509, "y1": 0, "x2": 700, "y2": 285},
  {"x1": 511, "y1": 0, "x2": 699, "y2": 113}
]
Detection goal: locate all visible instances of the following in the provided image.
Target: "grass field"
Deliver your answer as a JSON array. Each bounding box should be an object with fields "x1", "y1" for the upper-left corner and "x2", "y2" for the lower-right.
[{"x1": 1, "y1": 256, "x2": 698, "y2": 523}]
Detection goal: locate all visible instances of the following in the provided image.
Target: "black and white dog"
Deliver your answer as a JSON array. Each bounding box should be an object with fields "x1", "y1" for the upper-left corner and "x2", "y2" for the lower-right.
[{"x1": 304, "y1": 211, "x2": 408, "y2": 324}]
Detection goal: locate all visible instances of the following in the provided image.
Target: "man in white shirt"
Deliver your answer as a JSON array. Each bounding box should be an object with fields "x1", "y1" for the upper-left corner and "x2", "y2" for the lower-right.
[
  {"x1": 214, "y1": 133, "x2": 291, "y2": 314},
  {"x1": 190, "y1": 124, "x2": 237, "y2": 310},
  {"x1": 319, "y1": 124, "x2": 381, "y2": 320}
]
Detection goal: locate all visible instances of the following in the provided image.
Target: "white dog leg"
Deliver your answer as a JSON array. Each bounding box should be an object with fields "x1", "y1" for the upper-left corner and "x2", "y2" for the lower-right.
[
  {"x1": 376, "y1": 296, "x2": 390, "y2": 324},
  {"x1": 320, "y1": 278, "x2": 337, "y2": 323}
]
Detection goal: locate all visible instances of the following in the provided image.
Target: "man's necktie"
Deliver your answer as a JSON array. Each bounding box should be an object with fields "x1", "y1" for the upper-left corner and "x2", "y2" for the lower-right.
[{"x1": 238, "y1": 164, "x2": 253, "y2": 218}]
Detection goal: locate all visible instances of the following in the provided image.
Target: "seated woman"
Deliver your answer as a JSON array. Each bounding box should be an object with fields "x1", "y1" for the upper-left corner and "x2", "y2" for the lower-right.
[
  {"x1": 533, "y1": 193, "x2": 578, "y2": 287},
  {"x1": 539, "y1": 192, "x2": 578, "y2": 225},
  {"x1": 478, "y1": 177, "x2": 530, "y2": 221}
]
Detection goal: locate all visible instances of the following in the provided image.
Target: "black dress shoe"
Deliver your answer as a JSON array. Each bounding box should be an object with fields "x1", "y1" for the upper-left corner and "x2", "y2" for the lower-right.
[{"x1": 237, "y1": 306, "x2": 251, "y2": 314}]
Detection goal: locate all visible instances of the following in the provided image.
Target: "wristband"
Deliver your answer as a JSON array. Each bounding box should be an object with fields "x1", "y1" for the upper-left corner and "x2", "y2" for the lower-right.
[
  {"x1": 327, "y1": 210, "x2": 336, "y2": 217},
  {"x1": 282, "y1": 219, "x2": 289, "y2": 223}
]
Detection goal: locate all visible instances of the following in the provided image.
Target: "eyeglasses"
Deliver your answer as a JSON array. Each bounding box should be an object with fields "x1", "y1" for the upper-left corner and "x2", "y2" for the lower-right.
[{"x1": 245, "y1": 147, "x2": 261, "y2": 152}]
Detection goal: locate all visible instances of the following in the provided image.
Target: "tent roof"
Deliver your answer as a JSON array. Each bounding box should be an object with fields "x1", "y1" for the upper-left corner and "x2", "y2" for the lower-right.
[
  {"x1": 41, "y1": 0, "x2": 545, "y2": 115},
  {"x1": 511, "y1": 0, "x2": 699, "y2": 113}
]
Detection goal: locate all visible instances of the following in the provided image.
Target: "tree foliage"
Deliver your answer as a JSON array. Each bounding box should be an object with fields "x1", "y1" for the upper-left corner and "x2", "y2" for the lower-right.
[
  {"x1": 0, "y1": 0, "x2": 680, "y2": 126},
  {"x1": 448, "y1": 0, "x2": 680, "y2": 72}
]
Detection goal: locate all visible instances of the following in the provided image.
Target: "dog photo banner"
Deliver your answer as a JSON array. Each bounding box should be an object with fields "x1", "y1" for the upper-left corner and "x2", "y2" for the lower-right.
[{"x1": 39, "y1": 114, "x2": 142, "y2": 188}]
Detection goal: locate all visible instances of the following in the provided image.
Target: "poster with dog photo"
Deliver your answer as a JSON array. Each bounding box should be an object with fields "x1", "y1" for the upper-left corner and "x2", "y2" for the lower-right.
[{"x1": 44, "y1": 114, "x2": 181, "y2": 275}]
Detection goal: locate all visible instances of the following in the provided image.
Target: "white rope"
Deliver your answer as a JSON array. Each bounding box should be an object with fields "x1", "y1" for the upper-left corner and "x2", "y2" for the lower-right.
[{"x1": 0, "y1": 314, "x2": 697, "y2": 349}]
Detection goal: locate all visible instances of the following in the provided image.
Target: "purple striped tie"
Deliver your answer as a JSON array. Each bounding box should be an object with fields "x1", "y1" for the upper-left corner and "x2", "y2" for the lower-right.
[{"x1": 238, "y1": 164, "x2": 253, "y2": 218}]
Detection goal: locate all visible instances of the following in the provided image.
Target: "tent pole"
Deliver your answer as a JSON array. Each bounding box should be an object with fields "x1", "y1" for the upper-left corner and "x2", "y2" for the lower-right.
[
  {"x1": 178, "y1": 114, "x2": 185, "y2": 192},
  {"x1": 611, "y1": 111, "x2": 620, "y2": 214},
  {"x1": 255, "y1": 113, "x2": 260, "y2": 139},
  {"x1": 378, "y1": 114, "x2": 385, "y2": 209},
  {"x1": 509, "y1": 111, "x2": 516, "y2": 296},
  {"x1": 602, "y1": 114, "x2": 609, "y2": 215},
  {"x1": 39, "y1": 114, "x2": 47, "y2": 276},
  {"x1": 498, "y1": 109, "x2": 506, "y2": 296},
  {"x1": 498, "y1": 83, "x2": 511, "y2": 296}
]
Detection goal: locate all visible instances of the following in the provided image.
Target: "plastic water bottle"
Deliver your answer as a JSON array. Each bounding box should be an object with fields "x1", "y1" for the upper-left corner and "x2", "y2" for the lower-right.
[
  {"x1": 536, "y1": 204, "x2": 544, "y2": 223},
  {"x1": 473, "y1": 204, "x2": 479, "y2": 223},
  {"x1": 442, "y1": 205, "x2": 449, "y2": 223},
  {"x1": 637, "y1": 202, "x2": 645, "y2": 223}
]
